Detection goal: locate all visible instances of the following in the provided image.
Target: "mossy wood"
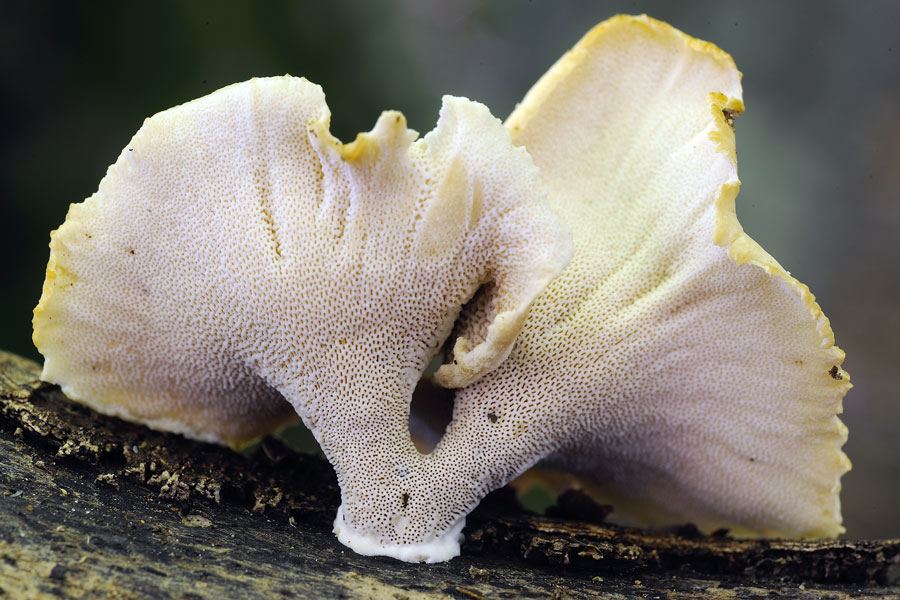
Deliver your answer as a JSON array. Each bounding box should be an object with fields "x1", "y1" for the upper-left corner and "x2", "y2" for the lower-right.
[{"x1": 1, "y1": 350, "x2": 897, "y2": 599}]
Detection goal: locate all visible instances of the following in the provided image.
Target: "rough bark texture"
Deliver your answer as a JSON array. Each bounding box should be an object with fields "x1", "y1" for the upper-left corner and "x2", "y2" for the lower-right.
[{"x1": 1, "y1": 349, "x2": 898, "y2": 599}]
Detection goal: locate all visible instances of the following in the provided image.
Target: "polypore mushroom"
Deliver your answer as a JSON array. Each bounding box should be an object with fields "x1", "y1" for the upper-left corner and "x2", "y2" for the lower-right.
[
  {"x1": 437, "y1": 14, "x2": 851, "y2": 541},
  {"x1": 32, "y1": 76, "x2": 572, "y2": 562}
]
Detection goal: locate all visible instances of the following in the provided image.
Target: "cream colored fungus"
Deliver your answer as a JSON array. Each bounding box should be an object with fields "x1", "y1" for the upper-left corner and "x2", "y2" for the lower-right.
[{"x1": 33, "y1": 14, "x2": 851, "y2": 563}]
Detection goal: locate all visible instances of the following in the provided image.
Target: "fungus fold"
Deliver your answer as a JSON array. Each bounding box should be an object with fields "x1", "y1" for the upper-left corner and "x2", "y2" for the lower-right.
[{"x1": 33, "y1": 14, "x2": 851, "y2": 564}]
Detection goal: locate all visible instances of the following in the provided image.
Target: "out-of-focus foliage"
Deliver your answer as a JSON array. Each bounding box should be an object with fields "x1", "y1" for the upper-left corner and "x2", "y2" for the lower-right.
[{"x1": 2, "y1": 0, "x2": 897, "y2": 539}]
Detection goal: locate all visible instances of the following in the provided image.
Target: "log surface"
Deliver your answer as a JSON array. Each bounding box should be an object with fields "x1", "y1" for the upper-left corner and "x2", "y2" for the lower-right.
[{"x1": 1, "y1": 349, "x2": 898, "y2": 599}]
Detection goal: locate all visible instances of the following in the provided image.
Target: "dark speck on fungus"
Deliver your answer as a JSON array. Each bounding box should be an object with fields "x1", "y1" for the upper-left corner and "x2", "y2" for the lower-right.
[{"x1": 722, "y1": 108, "x2": 737, "y2": 130}]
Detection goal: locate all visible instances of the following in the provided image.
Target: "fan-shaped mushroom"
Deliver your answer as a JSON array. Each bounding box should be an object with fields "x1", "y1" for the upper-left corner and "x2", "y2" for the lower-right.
[
  {"x1": 32, "y1": 76, "x2": 572, "y2": 562},
  {"x1": 441, "y1": 14, "x2": 851, "y2": 542},
  {"x1": 34, "y1": 14, "x2": 852, "y2": 564}
]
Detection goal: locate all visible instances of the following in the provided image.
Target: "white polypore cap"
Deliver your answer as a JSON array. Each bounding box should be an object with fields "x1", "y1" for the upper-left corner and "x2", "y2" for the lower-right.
[
  {"x1": 32, "y1": 76, "x2": 572, "y2": 560},
  {"x1": 450, "y1": 14, "x2": 850, "y2": 541}
]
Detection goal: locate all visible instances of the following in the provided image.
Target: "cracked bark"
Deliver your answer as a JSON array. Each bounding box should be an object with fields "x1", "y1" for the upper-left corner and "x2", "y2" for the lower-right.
[{"x1": 1, "y1": 349, "x2": 898, "y2": 599}]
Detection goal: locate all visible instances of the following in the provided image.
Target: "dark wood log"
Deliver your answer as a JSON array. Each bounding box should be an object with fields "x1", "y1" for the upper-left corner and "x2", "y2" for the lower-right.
[{"x1": 1, "y1": 349, "x2": 898, "y2": 599}]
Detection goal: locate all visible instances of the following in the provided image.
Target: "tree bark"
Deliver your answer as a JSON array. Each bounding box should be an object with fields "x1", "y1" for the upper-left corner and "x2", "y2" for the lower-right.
[{"x1": 1, "y1": 349, "x2": 898, "y2": 599}]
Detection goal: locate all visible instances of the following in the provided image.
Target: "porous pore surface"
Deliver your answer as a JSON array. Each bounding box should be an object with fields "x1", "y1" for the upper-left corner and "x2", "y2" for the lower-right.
[
  {"x1": 449, "y1": 14, "x2": 850, "y2": 540},
  {"x1": 32, "y1": 76, "x2": 572, "y2": 560}
]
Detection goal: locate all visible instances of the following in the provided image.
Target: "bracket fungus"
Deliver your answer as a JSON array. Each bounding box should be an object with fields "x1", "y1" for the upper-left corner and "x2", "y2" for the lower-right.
[
  {"x1": 446, "y1": 14, "x2": 851, "y2": 543},
  {"x1": 32, "y1": 14, "x2": 852, "y2": 564},
  {"x1": 32, "y1": 77, "x2": 572, "y2": 562}
]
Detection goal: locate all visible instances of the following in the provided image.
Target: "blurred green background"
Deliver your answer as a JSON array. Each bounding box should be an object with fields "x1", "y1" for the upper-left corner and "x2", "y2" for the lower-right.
[{"x1": 2, "y1": 1, "x2": 897, "y2": 538}]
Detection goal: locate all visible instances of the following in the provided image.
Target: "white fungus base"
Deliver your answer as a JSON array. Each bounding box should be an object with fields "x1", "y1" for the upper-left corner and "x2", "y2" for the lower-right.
[{"x1": 333, "y1": 505, "x2": 466, "y2": 563}]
